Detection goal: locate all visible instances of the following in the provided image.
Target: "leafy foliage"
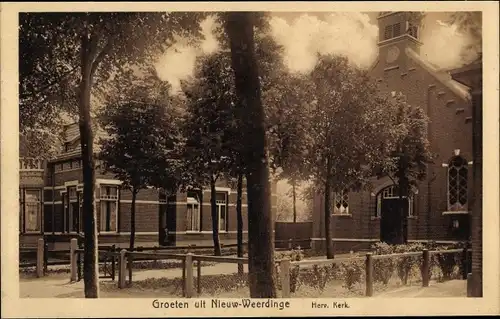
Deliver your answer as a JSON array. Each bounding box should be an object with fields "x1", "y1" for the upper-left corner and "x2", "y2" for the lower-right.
[
  {"x1": 306, "y1": 55, "x2": 396, "y2": 193},
  {"x1": 19, "y1": 12, "x2": 205, "y2": 157},
  {"x1": 98, "y1": 75, "x2": 181, "y2": 194},
  {"x1": 373, "y1": 93, "x2": 432, "y2": 192},
  {"x1": 264, "y1": 72, "x2": 315, "y2": 182},
  {"x1": 181, "y1": 51, "x2": 237, "y2": 188}
]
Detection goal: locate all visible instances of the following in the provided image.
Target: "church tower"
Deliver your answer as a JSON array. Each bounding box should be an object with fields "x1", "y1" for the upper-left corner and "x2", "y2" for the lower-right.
[{"x1": 377, "y1": 12, "x2": 424, "y2": 69}]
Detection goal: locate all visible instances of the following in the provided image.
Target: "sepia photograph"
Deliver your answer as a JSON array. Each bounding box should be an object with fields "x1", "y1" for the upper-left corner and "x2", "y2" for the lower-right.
[{"x1": 1, "y1": 1, "x2": 499, "y2": 317}]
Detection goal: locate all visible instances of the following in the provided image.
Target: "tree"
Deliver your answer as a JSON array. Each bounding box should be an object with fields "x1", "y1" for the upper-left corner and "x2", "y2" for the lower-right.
[
  {"x1": 19, "y1": 12, "x2": 204, "y2": 297},
  {"x1": 182, "y1": 14, "x2": 286, "y2": 263},
  {"x1": 224, "y1": 12, "x2": 277, "y2": 298},
  {"x1": 373, "y1": 93, "x2": 432, "y2": 245},
  {"x1": 276, "y1": 193, "x2": 294, "y2": 222},
  {"x1": 264, "y1": 72, "x2": 315, "y2": 222},
  {"x1": 98, "y1": 68, "x2": 180, "y2": 249},
  {"x1": 306, "y1": 55, "x2": 397, "y2": 259},
  {"x1": 182, "y1": 52, "x2": 238, "y2": 256}
]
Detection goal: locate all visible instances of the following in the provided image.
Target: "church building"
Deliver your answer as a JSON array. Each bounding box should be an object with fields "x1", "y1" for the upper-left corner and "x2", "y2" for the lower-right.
[{"x1": 311, "y1": 12, "x2": 477, "y2": 252}]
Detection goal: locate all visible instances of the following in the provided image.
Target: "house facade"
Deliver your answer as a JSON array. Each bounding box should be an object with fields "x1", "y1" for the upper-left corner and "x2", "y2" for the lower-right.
[
  {"x1": 19, "y1": 122, "x2": 278, "y2": 249},
  {"x1": 311, "y1": 12, "x2": 477, "y2": 251}
]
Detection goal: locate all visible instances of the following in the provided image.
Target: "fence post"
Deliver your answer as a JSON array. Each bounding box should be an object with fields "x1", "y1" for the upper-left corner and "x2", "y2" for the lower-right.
[
  {"x1": 197, "y1": 259, "x2": 202, "y2": 295},
  {"x1": 128, "y1": 250, "x2": 133, "y2": 285},
  {"x1": 466, "y1": 273, "x2": 473, "y2": 297},
  {"x1": 70, "y1": 238, "x2": 78, "y2": 282},
  {"x1": 77, "y1": 241, "x2": 83, "y2": 281},
  {"x1": 280, "y1": 259, "x2": 291, "y2": 298},
  {"x1": 238, "y1": 259, "x2": 244, "y2": 276},
  {"x1": 461, "y1": 247, "x2": 468, "y2": 280},
  {"x1": 111, "y1": 245, "x2": 116, "y2": 281},
  {"x1": 36, "y1": 238, "x2": 44, "y2": 278},
  {"x1": 182, "y1": 257, "x2": 186, "y2": 297},
  {"x1": 422, "y1": 249, "x2": 430, "y2": 287},
  {"x1": 365, "y1": 253, "x2": 373, "y2": 297},
  {"x1": 118, "y1": 249, "x2": 127, "y2": 288},
  {"x1": 43, "y1": 242, "x2": 48, "y2": 275},
  {"x1": 185, "y1": 253, "x2": 194, "y2": 298}
]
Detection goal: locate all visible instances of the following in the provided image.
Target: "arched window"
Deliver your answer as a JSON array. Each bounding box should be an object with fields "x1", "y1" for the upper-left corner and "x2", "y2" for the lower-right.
[
  {"x1": 332, "y1": 190, "x2": 349, "y2": 215},
  {"x1": 447, "y1": 156, "x2": 468, "y2": 211}
]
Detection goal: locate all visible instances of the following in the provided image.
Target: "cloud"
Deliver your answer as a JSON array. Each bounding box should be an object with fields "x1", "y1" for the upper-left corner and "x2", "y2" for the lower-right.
[
  {"x1": 269, "y1": 12, "x2": 379, "y2": 73},
  {"x1": 199, "y1": 15, "x2": 219, "y2": 55},
  {"x1": 155, "y1": 16, "x2": 220, "y2": 94},
  {"x1": 421, "y1": 18, "x2": 481, "y2": 70},
  {"x1": 155, "y1": 42, "x2": 198, "y2": 94}
]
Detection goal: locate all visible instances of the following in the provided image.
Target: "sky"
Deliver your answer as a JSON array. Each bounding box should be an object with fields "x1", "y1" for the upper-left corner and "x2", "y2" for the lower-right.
[{"x1": 154, "y1": 11, "x2": 481, "y2": 94}]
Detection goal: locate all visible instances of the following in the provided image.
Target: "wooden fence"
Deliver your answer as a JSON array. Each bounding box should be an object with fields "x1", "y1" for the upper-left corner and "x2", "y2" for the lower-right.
[
  {"x1": 26, "y1": 238, "x2": 471, "y2": 299},
  {"x1": 280, "y1": 248, "x2": 470, "y2": 297}
]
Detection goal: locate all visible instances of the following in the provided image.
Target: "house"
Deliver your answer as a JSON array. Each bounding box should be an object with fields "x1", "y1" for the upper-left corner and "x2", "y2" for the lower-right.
[
  {"x1": 19, "y1": 121, "x2": 278, "y2": 249},
  {"x1": 311, "y1": 12, "x2": 477, "y2": 252}
]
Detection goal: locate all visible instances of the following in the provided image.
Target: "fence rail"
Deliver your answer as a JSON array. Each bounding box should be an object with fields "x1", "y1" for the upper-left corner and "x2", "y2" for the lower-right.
[{"x1": 291, "y1": 256, "x2": 365, "y2": 267}]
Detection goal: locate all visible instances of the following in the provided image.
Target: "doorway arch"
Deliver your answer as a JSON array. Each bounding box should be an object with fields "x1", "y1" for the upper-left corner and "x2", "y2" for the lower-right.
[{"x1": 376, "y1": 185, "x2": 413, "y2": 244}]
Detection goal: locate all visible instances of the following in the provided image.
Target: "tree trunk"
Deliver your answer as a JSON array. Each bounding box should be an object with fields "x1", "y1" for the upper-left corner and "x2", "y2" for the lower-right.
[
  {"x1": 210, "y1": 176, "x2": 222, "y2": 256},
  {"x1": 78, "y1": 35, "x2": 99, "y2": 298},
  {"x1": 225, "y1": 12, "x2": 277, "y2": 298},
  {"x1": 292, "y1": 181, "x2": 297, "y2": 223},
  {"x1": 324, "y1": 176, "x2": 334, "y2": 259},
  {"x1": 236, "y1": 172, "x2": 244, "y2": 275}
]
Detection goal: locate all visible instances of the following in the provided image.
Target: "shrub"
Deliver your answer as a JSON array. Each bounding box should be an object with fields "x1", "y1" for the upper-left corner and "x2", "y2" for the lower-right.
[
  {"x1": 311, "y1": 265, "x2": 331, "y2": 291},
  {"x1": 338, "y1": 260, "x2": 364, "y2": 290},
  {"x1": 425, "y1": 241, "x2": 465, "y2": 282},
  {"x1": 371, "y1": 242, "x2": 395, "y2": 285},
  {"x1": 275, "y1": 248, "x2": 304, "y2": 262},
  {"x1": 434, "y1": 251, "x2": 460, "y2": 281},
  {"x1": 393, "y1": 243, "x2": 425, "y2": 285}
]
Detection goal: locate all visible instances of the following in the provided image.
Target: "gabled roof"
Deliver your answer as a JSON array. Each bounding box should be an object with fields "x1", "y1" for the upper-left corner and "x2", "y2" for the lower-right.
[
  {"x1": 63, "y1": 120, "x2": 108, "y2": 144},
  {"x1": 405, "y1": 47, "x2": 472, "y2": 103}
]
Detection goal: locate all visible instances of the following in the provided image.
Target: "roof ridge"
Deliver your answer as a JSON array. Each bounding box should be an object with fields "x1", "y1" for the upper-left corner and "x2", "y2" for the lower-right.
[{"x1": 404, "y1": 47, "x2": 471, "y2": 103}]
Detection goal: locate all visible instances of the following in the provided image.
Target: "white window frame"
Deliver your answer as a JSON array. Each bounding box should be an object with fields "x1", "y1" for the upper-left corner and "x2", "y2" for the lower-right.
[
  {"x1": 375, "y1": 185, "x2": 414, "y2": 218},
  {"x1": 447, "y1": 156, "x2": 468, "y2": 212},
  {"x1": 99, "y1": 185, "x2": 119, "y2": 233},
  {"x1": 21, "y1": 188, "x2": 42, "y2": 233},
  {"x1": 186, "y1": 196, "x2": 201, "y2": 232},
  {"x1": 66, "y1": 186, "x2": 81, "y2": 233},
  {"x1": 332, "y1": 190, "x2": 350, "y2": 215},
  {"x1": 216, "y1": 191, "x2": 228, "y2": 232}
]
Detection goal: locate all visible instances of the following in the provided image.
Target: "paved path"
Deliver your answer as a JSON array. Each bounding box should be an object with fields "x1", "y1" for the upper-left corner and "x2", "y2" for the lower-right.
[
  {"x1": 375, "y1": 280, "x2": 466, "y2": 298},
  {"x1": 20, "y1": 262, "x2": 249, "y2": 298}
]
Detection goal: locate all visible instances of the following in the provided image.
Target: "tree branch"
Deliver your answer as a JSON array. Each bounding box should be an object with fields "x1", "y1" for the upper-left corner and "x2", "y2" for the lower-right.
[
  {"x1": 90, "y1": 38, "x2": 113, "y2": 78},
  {"x1": 20, "y1": 66, "x2": 79, "y2": 100}
]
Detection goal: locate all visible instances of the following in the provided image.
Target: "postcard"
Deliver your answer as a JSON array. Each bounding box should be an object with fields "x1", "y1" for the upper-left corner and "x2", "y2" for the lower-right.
[{"x1": 1, "y1": 1, "x2": 499, "y2": 317}]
